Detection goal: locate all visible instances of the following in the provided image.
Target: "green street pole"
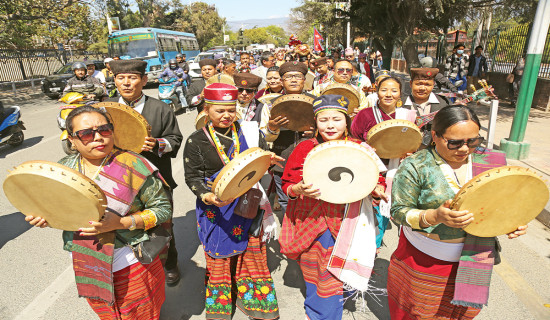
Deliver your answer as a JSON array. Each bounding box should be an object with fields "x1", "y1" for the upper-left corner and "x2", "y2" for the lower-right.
[{"x1": 500, "y1": 0, "x2": 550, "y2": 160}]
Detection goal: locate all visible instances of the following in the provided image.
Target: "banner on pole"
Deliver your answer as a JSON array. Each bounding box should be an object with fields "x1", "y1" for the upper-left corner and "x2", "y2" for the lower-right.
[
  {"x1": 108, "y1": 17, "x2": 121, "y2": 34},
  {"x1": 314, "y1": 27, "x2": 325, "y2": 52}
]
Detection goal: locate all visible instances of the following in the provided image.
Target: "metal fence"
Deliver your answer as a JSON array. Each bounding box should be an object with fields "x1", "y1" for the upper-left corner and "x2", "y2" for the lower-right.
[
  {"x1": 0, "y1": 48, "x2": 105, "y2": 82},
  {"x1": 482, "y1": 23, "x2": 550, "y2": 78}
]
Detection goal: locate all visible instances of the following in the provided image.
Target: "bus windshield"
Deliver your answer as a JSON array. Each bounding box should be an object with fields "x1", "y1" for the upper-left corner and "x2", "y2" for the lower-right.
[{"x1": 108, "y1": 33, "x2": 157, "y2": 59}]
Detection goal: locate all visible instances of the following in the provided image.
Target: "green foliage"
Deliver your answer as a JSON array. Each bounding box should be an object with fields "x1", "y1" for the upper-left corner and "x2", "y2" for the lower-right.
[
  {"x1": 290, "y1": 0, "x2": 345, "y2": 46},
  {"x1": 243, "y1": 26, "x2": 287, "y2": 47},
  {"x1": 171, "y1": 1, "x2": 225, "y2": 50}
]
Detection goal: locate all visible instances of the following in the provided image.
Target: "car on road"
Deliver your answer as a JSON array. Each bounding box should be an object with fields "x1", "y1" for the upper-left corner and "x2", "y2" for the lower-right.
[
  {"x1": 188, "y1": 50, "x2": 230, "y2": 79},
  {"x1": 41, "y1": 61, "x2": 105, "y2": 99}
]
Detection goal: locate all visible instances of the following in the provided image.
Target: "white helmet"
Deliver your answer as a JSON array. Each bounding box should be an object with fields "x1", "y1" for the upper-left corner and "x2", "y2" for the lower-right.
[
  {"x1": 420, "y1": 56, "x2": 436, "y2": 68},
  {"x1": 104, "y1": 57, "x2": 114, "y2": 64}
]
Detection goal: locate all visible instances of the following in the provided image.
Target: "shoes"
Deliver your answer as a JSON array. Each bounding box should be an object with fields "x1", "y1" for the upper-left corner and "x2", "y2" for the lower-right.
[{"x1": 165, "y1": 267, "x2": 181, "y2": 286}]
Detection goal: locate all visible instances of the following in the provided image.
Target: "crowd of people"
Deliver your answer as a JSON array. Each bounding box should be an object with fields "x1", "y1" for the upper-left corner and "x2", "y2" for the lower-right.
[{"x1": 25, "y1": 41, "x2": 530, "y2": 320}]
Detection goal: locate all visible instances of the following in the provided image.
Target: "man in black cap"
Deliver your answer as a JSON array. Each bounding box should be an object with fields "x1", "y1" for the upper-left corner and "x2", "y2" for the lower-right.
[
  {"x1": 234, "y1": 72, "x2": 263, "y2": 121},
  {"x1": 258, "y1": 61, "x2": 315, "y2": 213},
  {"x1": 403, "y1": 67, "x2": 450, "y2": 147},
  {"x1": 186, "y1": 58, "x2": 217, "y2": 113},
  {"x1": 108, "y1": 59, "x2": 183, "y2": 286}
]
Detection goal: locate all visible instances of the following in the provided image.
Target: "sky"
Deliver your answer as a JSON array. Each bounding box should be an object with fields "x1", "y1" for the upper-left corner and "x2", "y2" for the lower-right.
[{"x1": 191, "y1": 0, "x2": 300, "y2": 21}]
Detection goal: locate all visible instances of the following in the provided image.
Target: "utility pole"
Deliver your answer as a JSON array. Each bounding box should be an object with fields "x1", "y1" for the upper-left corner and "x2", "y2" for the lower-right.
[
  {"x1": 346, "y1": 0, "x2": 351, "y2": 48},
  {"x1": 500, "y1": 0, "x2": 550, "y2": 159}
]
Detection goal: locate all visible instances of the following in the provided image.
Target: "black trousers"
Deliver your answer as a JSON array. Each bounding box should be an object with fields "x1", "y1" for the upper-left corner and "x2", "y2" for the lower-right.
[{"x1": 164, "y1": 221, "x2": 178, "y2": 270}]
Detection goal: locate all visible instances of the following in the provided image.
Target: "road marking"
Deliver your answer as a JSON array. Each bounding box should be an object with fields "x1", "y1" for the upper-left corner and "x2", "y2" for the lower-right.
[
  {"x1": 5, "y1": 134, "x2": 59, "y2": 159},
  {"x1": 14, "y1": 265, "x2": 74, "y2": 320},
  {"x1": 494, "y1": 257, "x2": 550, "y2": 319}
]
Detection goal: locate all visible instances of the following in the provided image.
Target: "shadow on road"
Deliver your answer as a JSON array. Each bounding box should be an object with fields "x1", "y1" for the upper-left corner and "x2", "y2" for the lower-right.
[
  {"x1": 0, "y1": 135, "x2": 44, "y2": 158},
  {"x1": 0, "y1": 212, "x2": 32, "y2": 249},
  {"x1": 161, "y1": 210, "x2": 206, "y2": 320}
]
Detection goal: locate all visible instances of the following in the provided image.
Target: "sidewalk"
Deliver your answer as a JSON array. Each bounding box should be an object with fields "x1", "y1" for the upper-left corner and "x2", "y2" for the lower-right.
[
  {"x1": 0, "y1": 87, "x2": 44, "y2": 105},
  {"x1": 469, "y1": 100, "x2": 550, "y2": 227}
]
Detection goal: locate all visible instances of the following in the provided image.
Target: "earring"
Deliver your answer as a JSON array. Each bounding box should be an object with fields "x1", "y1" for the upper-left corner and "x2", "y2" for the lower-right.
[
  {"x1": 314, "y1": 129, "x2": 319, "y2": 138},
  {"x1": 431, "y1": 141, "x2": 436, "y2": 146},
  {"x1": 344, "y1": 128, "x2": 349, "y2": 137}
]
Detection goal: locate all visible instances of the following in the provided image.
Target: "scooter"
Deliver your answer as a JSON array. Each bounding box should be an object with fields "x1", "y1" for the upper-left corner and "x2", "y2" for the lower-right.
[
  {"x1": 0, "y1": 101, "x2": 25, "y2": 147},
  {"x1": 106, "y1": 82, "x2": 118, "y2": 98},
  {"x1": 57, "y1": 92, "x2": 89, "y2": 154},
  {"x1": 158, "y1": 75, "x2": 184, "y2": 113}
]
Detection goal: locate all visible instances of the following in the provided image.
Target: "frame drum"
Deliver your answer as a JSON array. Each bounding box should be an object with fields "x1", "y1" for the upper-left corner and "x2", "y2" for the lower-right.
[
  {"x1": 3, "y1": 161, "x2": 107, "y2": 231},
  {"x1": 211, "y1": 147, "x2": 272, "y2": 201},
  {"x1": 366, "y1": 119, "x2": 422, "y2": 159},
  {"x1": 94, "y1": 102, "x2": 151, "y2": 154},
  {"x1": 270, "y1": 94, "x2": 315, "y2": 132},
  {"x1": 321, "y1": 83, "x2": 361, "y2": 114},
  {"x1": 451, "y1": 166, "x2": 549, "y2": 237},
  {"x1": 206, "y1": 73, "x2": 236, "y2": 86},
  {"x1": 303, "y1": 140, "x2": 379, "y2": 204},
  {"x1": 258, "y1": 93, "x2": 282, "y2": 105}
]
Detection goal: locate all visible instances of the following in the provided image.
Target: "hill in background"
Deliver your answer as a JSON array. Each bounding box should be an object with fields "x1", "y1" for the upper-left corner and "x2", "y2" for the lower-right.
[{"x1": 227, "y1": 17, "x2": 289, "y2": 32}]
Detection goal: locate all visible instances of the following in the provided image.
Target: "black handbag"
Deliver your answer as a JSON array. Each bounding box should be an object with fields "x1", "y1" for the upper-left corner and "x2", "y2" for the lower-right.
[
  {"x1": 128, "y1": 225, "x2": 172, "y2": 264},
  {"x1": 248, "y1": 209, "x2": 265, "y2": 237}
]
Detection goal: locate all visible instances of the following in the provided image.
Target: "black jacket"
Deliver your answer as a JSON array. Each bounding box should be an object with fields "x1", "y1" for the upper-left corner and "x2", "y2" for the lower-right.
[
  {"x1": 467, "y1": 54, "x2": 488, "y2": 77},
  {"x1": 106, "y1": 96, "x2": 183, "y2": 189}
]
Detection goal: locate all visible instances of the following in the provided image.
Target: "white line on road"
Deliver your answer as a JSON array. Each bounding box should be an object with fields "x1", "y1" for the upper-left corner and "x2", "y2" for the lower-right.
[{"x1": 14, "y1": 265, "x2": 74, "y2": 320}]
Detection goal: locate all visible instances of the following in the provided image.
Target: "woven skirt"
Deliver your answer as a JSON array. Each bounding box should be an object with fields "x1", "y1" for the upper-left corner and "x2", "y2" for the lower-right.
[
  {"x1": 387, "y1": 232, "x2": 481, "y2": 320},
  {"x1": 87, "y1": 256, "x2": 165, "y2": 320}
]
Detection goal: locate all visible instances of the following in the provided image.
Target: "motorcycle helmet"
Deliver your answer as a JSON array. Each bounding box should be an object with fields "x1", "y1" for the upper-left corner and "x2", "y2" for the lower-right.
[
  {"x1": 104, "y1": 57, "x2": 114, "y2": 64},
  {"x1": 72, "y1": 62, "x2": 87, "y2": 71},
  {"x1": 169, "y1": 59, "x2": 177, "y2": 70},
  {"x1": 176, "y1": 53, "x2": 184, "y2": 59}
]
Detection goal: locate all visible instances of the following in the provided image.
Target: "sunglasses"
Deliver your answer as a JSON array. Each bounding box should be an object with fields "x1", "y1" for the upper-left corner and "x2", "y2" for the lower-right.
[
  {"x1": 336, "y1": 68, "x2": 353, "y2": 74},
  {"x1": 238, "y1": 88, "x2": 255, "y2": 94},
  {"x1": 441, "y1": 136, "x2": 484, "y2": 150},
  {"x1": 73, "y1": 123, "x2": 114, "y2": 142},
  {"x1": 282, "y1": 74, "x2": 305, "y2": 80}
]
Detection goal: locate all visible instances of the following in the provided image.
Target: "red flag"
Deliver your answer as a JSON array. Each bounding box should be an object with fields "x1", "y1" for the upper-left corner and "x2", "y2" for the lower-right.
[{"x1": 314, "y1": 28, "x2": 324, "y2": 52}]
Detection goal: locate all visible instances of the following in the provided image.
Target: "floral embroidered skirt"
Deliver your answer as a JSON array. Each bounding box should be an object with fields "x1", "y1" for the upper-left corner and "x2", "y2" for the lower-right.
[{"x1": 204, "y1": 235, "x2": 279, "y2": 320}]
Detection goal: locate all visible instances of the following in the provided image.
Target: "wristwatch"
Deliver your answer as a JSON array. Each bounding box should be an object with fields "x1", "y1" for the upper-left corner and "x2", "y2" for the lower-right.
[{"x1": 128, "y1": 215, "x2": 137, "y2": 231}]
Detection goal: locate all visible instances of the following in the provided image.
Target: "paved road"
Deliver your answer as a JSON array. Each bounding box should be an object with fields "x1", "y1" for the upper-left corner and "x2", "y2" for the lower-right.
[{"x1": 1, "y1": 91, "x2": 549, "y2": 320}]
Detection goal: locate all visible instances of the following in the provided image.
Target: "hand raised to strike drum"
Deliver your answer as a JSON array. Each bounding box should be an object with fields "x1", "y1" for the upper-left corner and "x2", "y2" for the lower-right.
[
  {"x1": 292, "y1": 181, "x2": 321, "y2": 199},
  {"x1": 79, "y1": 211, "x2": 126, "y2": 236},
  {"x1": 25, "y1": 215, "x2": 49, "y2": 228},
  {"x1": 268, "y1": 116, "x2": 289, "y2": 132},
  {"x1": 203, "y1": 192, "x2": 233, "y2": 207},
  {"x1": 425, "y1": 199, "x2": 474, "y2": 228},
  {"x1": 142, "y1": 137, "x2": 157, "y2": 152},
  {"x1": 302, "y1": 126, "x2": 315, "y2": 138},
  {"x1": 371, "y1": 184, "x2": 388, "y2": 202},
  {"x1": 269, "y1": 152, "x2": 285, "y2": 169}
]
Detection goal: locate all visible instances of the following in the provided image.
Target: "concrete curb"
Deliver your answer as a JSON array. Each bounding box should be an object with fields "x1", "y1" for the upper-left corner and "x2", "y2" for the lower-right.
[{"x1": 536, "y1": 209, "x2": 550, "y2": 228}]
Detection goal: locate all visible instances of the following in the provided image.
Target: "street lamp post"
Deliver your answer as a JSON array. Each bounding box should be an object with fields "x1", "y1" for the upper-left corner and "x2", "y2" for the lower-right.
[{"x1": 500, "y1": 0, "x2": 550, "y2": 160}]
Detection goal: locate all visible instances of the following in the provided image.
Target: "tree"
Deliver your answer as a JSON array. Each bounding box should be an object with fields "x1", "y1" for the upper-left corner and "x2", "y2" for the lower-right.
[
  {"x1": 289, "y1": 0, "x2": 346, "y2": 47},
  {"x1": 172, "y1": 2, "x2": 225, "y2": 50}
]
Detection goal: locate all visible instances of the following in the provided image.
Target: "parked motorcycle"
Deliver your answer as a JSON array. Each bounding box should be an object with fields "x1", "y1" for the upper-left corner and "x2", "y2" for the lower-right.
[
  {"x1": 106, "y1": 81, "x2": 118, "y2": 98},
  {"x1": 158, "y1": 75, "x2": 184, "y2": 113},
  {"x1": 0, "y1": 101, "x2": 25, "y2": 147}
]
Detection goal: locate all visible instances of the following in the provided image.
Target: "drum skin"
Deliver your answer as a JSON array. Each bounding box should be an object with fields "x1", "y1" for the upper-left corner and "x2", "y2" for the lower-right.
[
  {"x1": 451, "y1": 166, "x2": 549, "y2": 237},
  {"x1": 195, "y1": 110, "x2": 209, "y2": 130},
  {"x1": 321, "y1": 83, "x2": 360, "y2": 114},
  {"x1": 206, "y1": 73, "x2": 235, "y2": 86},
  {"x1": 366, "y1": 119, "x2": 422, "y2": 159},
  {"x1": 303, "y1": 140, "x2": 379, "y2": 204},
  {"x1": 3, "y1": 161, "x2": 106, "y2": 231},
  {"x1": 94, "y1": 102, "x2": 151, "y2": 154},
  {"x1": 258, "y1": 93, "x2": 282, "y2": 105},
  {"x1": 211, "y1": 147, "x2": 272, "y2": 201},
  {"x1": 270, "y1": 94, "x2": 315, "y2": 132}
]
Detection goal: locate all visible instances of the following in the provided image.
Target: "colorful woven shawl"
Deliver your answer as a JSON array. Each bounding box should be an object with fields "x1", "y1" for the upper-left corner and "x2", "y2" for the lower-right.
[
  {"x1": 64, "y1": 149, "x2": 160, "y2": 304},
  {"x1": 448, "y1": 148, "x2": 507, "y2": 308}
]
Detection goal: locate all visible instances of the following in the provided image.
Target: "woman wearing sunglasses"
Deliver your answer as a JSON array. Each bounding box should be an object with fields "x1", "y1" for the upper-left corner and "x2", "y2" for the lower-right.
[
  {"x1": 25, "y1": 106, "x2": 173, "y2": 319},
  {"x1": 280, "y1": 95, "x2": 387, "y2": 320},
  {"x1": 387, "y1": 106, "x2": 527, "y2": 319}
]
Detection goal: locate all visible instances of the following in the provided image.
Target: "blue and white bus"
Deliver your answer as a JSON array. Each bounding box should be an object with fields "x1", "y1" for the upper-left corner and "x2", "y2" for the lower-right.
[{"x1": 107, "y1": 28, "x2": 200, "y2": 80}]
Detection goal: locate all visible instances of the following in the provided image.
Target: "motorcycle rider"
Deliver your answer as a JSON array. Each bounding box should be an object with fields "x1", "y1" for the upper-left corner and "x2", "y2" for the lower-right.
[
  {"x1": 86, "y1": 61, "x2": 106, "y2": 85},
  {"x1": 102, "y1": 58, "x2": 117, "y2": 98},
  {"x1": 62, "y1": 62, "x2": 104, "y2": 100},
  {"x1": 175, "y1": 53, "x2": 189, "y2": 75},
  {"x1": 158, "y1": 59, "x2": 188, "y2": 109}
]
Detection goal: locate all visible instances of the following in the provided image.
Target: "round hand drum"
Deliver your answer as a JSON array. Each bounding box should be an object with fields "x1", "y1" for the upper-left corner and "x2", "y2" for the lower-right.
[
  {"x1": 195, "y1": 110, "x2": 209, "y2": 130},
  {"x1": 3, "y1": 161, "x2": 107, "y2": 231},
  {"x1": 367, "y1": 119, "x2": 422, "y2": 159},
  {"x1": 258, "y1": 93, "x2": 282, "y2": 105},
  {"x1": 303, "y1": 140, "x2": 380, "y2": 204},
  {"x1": 451, "y1": 166, "x2": 549, "y2": 237},
  {"x1": 211, "y1": 147, "x2": 272, "y2": 202},
  {"x1": 94, "y1": 102, "x2": 151, "y2": 153},
  {"x1": 321, "y1": 83, "x2": 361, "y2": 114},
  {"x1": 270, "y1": 94, "x2": 315, "y2": 132}
]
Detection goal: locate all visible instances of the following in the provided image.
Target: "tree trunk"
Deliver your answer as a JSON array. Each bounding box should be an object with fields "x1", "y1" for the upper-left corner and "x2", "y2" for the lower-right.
[{"x1": 403, "y1": 39, "x2": 420, "y2": 71}]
